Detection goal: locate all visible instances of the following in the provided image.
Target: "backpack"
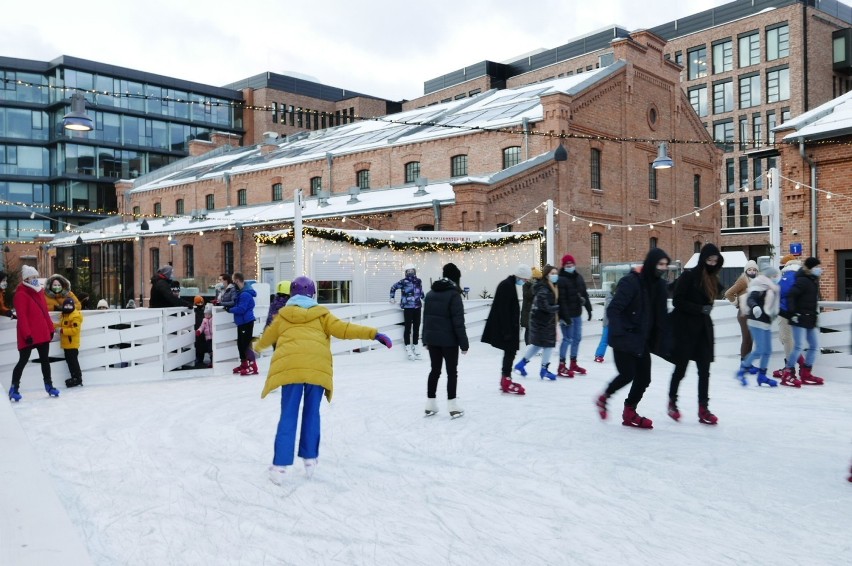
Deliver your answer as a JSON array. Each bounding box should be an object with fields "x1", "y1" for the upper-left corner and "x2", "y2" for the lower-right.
[{"x1": 778, "y1": 269, "x2": 797, "y2": 312}]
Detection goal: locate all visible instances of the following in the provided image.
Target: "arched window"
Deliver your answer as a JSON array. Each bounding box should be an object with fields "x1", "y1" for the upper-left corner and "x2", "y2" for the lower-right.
[
  {"x1": 650, "y1": 237, "x2": 658, "y2": 249},
  {"x1": 153, "y1": 202, "x2": 161, "y2": 217},
  {"x1": 590, "y1": 149, "x2": 602, "y2": 190},
  {"x1": 272, "y1": 183, "x2": 283, "y2": 201},
  {"x1": 502, "y1": 147, "x2": 521, "y2": 169},
  {"x1": 310, "y1": 176, "x2": 322, "y2": 196},
  {"x1": 183, "y1": 245, "x2": 194, "y2": 277},
  {"x1": 415, "y1": 224, "x2": 434, "y2": 231},
  {"x1": 237, "y1": 189, "x2": 247, "y2": 206},
  {"x1": 356, "y1": 169, "x2": 370, "y2": 189},
  {"x1": 175, "y1": 198, "x2": 184, "y2": 215},
  {"x1": 404, "y1": 162, "x2": 420, "y2": 184},
  {"x1": 694, "y1": 241, "x2": 702, "y2": 253},
  {"x1": 205, "y1": 194, "x2": 214, "y2": 210},
  {"x1": 591, "y1": 232, "x2": 602, "y2": 274},
  {"x1": 451, "y1": 155, "x2": 468, "y2": 177}
]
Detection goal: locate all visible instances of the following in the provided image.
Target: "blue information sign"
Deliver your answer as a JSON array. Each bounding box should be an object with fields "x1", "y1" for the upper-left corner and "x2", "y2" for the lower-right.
[{"x1": 790, "y1": 242, "x2": 802, "y2": 256}]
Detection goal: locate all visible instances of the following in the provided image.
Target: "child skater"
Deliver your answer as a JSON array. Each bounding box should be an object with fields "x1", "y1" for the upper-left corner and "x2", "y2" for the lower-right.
[
  {"x1": 196, "y1": 303, "x2": 214, "y2": 367},
  {"x1": 253, "y1": 275, "x2": 393, "y2": 484},
  {"x1": 58, "y1": 297, "x2": 84, "y2": 387},
  {"x1": 735, "y1": 265, "x2": 781, "y2": 387}
]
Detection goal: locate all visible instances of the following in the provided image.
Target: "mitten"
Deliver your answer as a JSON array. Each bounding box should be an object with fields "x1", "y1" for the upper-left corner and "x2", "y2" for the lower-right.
[
  {"x1": 752, "y1": 306, "x2": 763, "y2": 318},
  {"x1": 196, "y1": 329, "x2": 201, "y2": 336},
  {"x1": 375, "y1": 333, "x2": 392, "y2": 348},
  {"x1": 791, "y1": 313, "x2": 800, "y2": 324},
  {"x1": 587, "y1": 310, "x2": 593, "y2": 321}
]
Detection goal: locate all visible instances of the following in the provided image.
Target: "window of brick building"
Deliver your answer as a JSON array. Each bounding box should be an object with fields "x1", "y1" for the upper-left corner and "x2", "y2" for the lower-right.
[
  {"x1": 150, "y1": 248, "x2": 160, "y2": 275},
  {"x1": 451, "y1": 155, "x2": 468, "y2": 177},
  {"x1": 726, "y1": 158, "x2": 735, "y2": 192},
  {"x1": 726, "y1": 200, "x2": 736, "y2": 228},
  {"x1": 132, "y1": 205, "x2": 140, "y2": 216},
  {"x1": 175, "y1": 198, "x2": 184, "y2": 215},
  {"x1": 153, "y1": 202, "x2": 161, "y2": 217},
  {"x1": 356, "y1": 169, "x2": 370, "y2": 190},
  {"x1": 590, "y1": 148, "x2": 601, "y2": 190},
  {"x1": 272, "y1": 102, "x2": 278, "y2": 123},
  {"x1": 739, "y1": 157, "x2": 749, "y2": 191},
  {"x1": 404, "y1": 162, "x2": 420, "y2": 183},
  {"x1": 223, "y1": 242, "x2": 233, "y2": 275},
  {"x1": 205, "y1": 194, "x2": 214, "y2": 211},
  {"x1": 688, "y1": 45, "x2": 707, "y2": 79},
  {"x1": 767, "y1": 111, "x2": 777, "y2": 144},
  {"x1": 753, "y1": 196, "x2": 763, "y2": 227},
  {"x1": 502, "y1": 147, "x2": 520, "y2": 169},
  {"x1": 695, "y1": 241, "x2": 702, "y2": 253},
  {"x1": 753, "y1": 158, "x2": 763, "y2": 190},
  {"x1": 713, "y1": 80, "x2": 733, "y2": 113},
  {"x1": 767, "y1": 67, "x2": 790, "y2": 102},
  {"x1": 694, "y1": 174, "x2": 701, "y2": 208},
  {"x1": 272, "y1": 183, "x2": 282, "y2": 201},
  {"x1": 237, "y1": 188, "x2": 247, "y2": 206},
  {"x1": 766, "y1": 24, "x2": 789, "y2": 61},
  {"x1": 310, "y1": 176, "x2": 322, "y2": 196},
  {"x1": 739, "y1": 32, "x2": 760, "y2": 67},
  {"x1": 739, "y1": 74, "x2": 761, "y2": 108},
  {"x1": 648, "y1": 163, "x2": 657, "y2": 200},
  {"x1": 740, "y1": 197, "x2": 749, "y2": 227},
  {"x1": 752, "y1": 114, "x2": 763, "y2": 148},
  {"x1": 591, "y1": 232, "x2": 602, "y2": 274},
  {"x1": 650, "y1": 237, "x2": 658, "y2": 250},
  {"x1": 689, "y1": 85, "x2": 708, "y2": 117},
  {"x1": 739, "y1": 116, "x2": 749, "y2": 150},
  {"x1": 712, "y1": 39, "x2": 733, "y2": 73},
  {"x1": 183, "y1": 245, "x2": 194, "y2": 277},
  {"x1": 714, "y1": 120, "x2": 734, "y2": 152}
]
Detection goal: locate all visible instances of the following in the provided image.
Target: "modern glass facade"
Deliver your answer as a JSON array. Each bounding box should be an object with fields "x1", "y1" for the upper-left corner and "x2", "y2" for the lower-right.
[{"x1": 0, "y1": 55, "x2": 244, "y2": 243}]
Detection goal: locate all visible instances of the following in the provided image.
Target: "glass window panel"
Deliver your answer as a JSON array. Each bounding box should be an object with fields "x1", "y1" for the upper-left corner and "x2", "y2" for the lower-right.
[{"x1": 688, "y1": 46, "x2": 708, "y2": 79}]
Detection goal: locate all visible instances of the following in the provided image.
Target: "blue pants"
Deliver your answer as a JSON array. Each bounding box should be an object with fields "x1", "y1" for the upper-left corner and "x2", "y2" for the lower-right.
[
  {"x1": 559, "y1": 317, "x2": 583, "y2": 361},
  {"x1": 595, "y1": 326, "x2": 609, "y2": 358},
  {"x1": 788, "y1": 326, "x2": 819, "y2": 368},
  {"x1": 742, "y1": 326, "x2": 772, "y2": 370},
  {"x1": 273, "y1": 383, "x2": 324, "y2": 466},
  {"x1": 522, "y1": 345, "x2": 553, "y2": 367}
]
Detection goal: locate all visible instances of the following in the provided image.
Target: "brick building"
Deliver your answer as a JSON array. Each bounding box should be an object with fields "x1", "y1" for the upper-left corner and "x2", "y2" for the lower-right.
[
  {"x1": 409, "y1": 0, "x2": 852, "y2": 260},
  {"x1": 50, "y1": 30, "x2": 720, "y2": 306},
  {"x1": 775, "y1": 89, "x2": 852, "y2": 300}
]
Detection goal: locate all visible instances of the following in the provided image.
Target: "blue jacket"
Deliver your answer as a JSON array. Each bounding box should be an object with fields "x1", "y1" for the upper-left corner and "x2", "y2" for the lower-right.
[
  {"x1": 230, "y1": 285, "x2": 257, "y2": 326},
  {"x1": 389, "y1": 275, "x2": 423, "y2": 309}
]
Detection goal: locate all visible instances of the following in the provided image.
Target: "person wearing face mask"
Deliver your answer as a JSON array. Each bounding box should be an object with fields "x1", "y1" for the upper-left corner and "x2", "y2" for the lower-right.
[
  {"x1": 57, "y1": 297, "x2": 84, "y2": 387},
  {"x1": 556, "y1": 254, "x2": 593, "y2": 378},
  {"x1": 520, "y1": 266, "x2": 542, "y2": 346},
  {"x1": 389, "y1": 264, "x2": 424, "y2": 361},
  {"x1": 481, "y1": 264, "x2": 532, "y2": 395},
  {"x1": 513, "y1": 265, "x2": 561, "y2": 381},
  {"x1": 595, "y1": 248, "x2": 671, "y2": 429},
  {"x1": 44, "y1": 273, "x2": 81, "y2": 312},
  {"x1": 0, "y1": 271, "x2": 14, "y2": 318},
  {"x1": 667, "y1": 243, "x2": 724, "y2": 425},
  {"x1": 725, "y1": 260, "x2": 759, "y2": 363},
  {"x1": 735, "y1": 265, "x2": 781, "y2": 387},
  {"x1": 782, "y1": 257, "x2": 825, "y2": 386},
  {"x1": 9, "y1": 265, "x2": 59, "y2": 402}
]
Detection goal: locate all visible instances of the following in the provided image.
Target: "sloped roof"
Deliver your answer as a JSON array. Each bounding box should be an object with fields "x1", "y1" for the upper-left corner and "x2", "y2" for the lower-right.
[
  {"x1": 780, "y1": 89, "x2": 852, "y2": 141},
  {"x1": 128, "y1": 62, "x2": 625, "y2": 195}
]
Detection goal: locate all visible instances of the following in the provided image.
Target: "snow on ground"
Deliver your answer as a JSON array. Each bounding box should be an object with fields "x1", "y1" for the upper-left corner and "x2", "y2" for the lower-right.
[{"x1": 10, "y1": 340, "x2": 852, "y2": 566}]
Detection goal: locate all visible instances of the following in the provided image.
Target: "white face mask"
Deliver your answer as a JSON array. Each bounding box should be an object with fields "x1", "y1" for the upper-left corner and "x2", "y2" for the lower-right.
[{"x1": 0, "y1": 281, "x2": 6, "y2": 289}]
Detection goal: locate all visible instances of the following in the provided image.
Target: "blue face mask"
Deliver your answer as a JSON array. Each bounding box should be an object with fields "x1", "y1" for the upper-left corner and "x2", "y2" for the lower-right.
[
  {"x1": 548, "y1": 274, "x2": 559, "y2": 283},
  {"x1": 564, "y1": 267, "x2": 575, "y2": 274},
  {"x1": 515, "y1": 279, "x2": 525, "y2": 286},
  {"x1": 811, "y1": 267, "x2": 823, "y2": 277}
]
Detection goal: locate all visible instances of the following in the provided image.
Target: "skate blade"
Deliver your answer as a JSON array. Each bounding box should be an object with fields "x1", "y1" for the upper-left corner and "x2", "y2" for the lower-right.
[
  {"x1": 424, "y1": 411, "x2": 438, "y2": 417},
  {"x1": 449, "y1": 411, "x2": 464, "y2": 419}
]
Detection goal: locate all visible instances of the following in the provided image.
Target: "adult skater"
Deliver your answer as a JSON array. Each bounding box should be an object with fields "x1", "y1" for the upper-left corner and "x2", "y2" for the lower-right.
[
  {"x1": 556, "y1": 254, "x2": 592, "y2": 377},
  {"x1": 724, "y1": 260, "x2": 759, "y2": 364},
  {"x1": 513, "y1": 265, "x2": 561, "y2": 381},
  {"x1": 667, "y1": 243, "x2": 724, "y2": 425},
  {"x1": 481, "y1": 264, "x2": 532, "y2": 395},
  {"x1": 389, "y1": 264, "x2": 424, "y2": 360},
  {"x1": 782, "y1": 257, "x2": 825, "y2": 386},
  {"x1": 735, "y1": 265, "x2": 781, "y2": 387},
  {"x1": 595, "y1": 248, "x2": 671, "y2": 429}
]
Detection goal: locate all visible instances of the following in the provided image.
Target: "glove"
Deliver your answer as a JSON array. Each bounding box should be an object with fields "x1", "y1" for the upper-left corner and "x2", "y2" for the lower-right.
[
  {"x1": 791, "y1": 313, "x2": 800, "y2": 324},
  {"x1": 701, "y1": 304, "x2": 713, "y2": 315},
  {"x1": 196, "y1": 329, "x2": 201, "y2": 336},
  {"x1": 752, "y1": 306, "x2": 763, "y2": 318},
  {"x1": 461, "y1": 349, "x2": 468, "y2": 355},
  {"x1": 25, "y1": 336, "x2": 33, "y2": 346},
  {"x1": 375, "y1": 333, "x2": 392, "y2": 348},
  {"x1": 587, "y1": 310, "x2": 593, "y2": 322}
]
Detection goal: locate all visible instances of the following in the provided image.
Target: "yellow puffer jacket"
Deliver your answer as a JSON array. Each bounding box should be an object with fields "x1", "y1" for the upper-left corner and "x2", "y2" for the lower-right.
[
  {"x1": 56, "y1": 310, "x2": 83, "y2": 349},
  {"x1": 255, "y1": 302, "x2": 377, "y2": 401}
]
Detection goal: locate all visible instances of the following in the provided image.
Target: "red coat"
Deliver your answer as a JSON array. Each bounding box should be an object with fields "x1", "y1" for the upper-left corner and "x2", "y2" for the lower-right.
[{"x1": 13, "y1": 284, "x2": 54, "y2": 350}]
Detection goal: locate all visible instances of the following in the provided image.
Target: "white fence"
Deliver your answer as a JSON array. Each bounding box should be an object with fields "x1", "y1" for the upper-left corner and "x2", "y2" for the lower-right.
[{"x1": 2, "y1": 299, "x2": 851, "y2": 393}]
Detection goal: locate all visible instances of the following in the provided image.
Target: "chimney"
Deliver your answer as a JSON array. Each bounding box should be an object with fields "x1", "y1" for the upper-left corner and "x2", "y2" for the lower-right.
[{"x1": 260, "y1": 131, "x2": 279, "y2": 155}]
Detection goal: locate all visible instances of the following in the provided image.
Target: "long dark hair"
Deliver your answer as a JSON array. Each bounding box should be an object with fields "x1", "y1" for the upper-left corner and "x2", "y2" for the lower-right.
[{"x1": 542, "y1": 264, "x2": 559, "y2": 301}]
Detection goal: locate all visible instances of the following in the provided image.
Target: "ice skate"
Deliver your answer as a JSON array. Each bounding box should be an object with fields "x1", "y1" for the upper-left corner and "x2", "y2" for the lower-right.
[
  {"x1": 569, "y1": 358, "x2": 587, "y2": 375},
  {"x1": 412, "y1": 344, "x2": 423, "y2": 360},
  {"x1": 424, "y1": 398, "x2": 439, "y2": 416},
  {"x1": 594, "y1": 355, "x2": 605, "y2": 363},
  {"x1": 406, "y1": 345, "x2": 416, "y2": 361},
  {"x1": 698, "y1": 404, "x2": 718, "y2": 425},
  {"x1": 268, "y1": 464, "x2": 290, "y2": 485},
  {"x1": 799, "y1": 365, "x2": 824, "y2": 385},
  {"x1": 513, "y1": 358, "x2": 528, "y2": 377},
  {"x1": 448, "y1": 398, "x2": 464, "y2": 419},
  {"x1": 240, "y1": 360, "x2": 259, "y2": 376},
  {"x1": 500, "y1": 375, "x2": 525, "y2": 395},
  {"x1": 539, "y1": 363, "x2": 557, "y2": 381},
  {"x1": 667, "y1": 399, "x2": 681, "y2": 422},
  {"x1": 303, "y1": 458, "x2": 318, "y2": 479},
  {"x1": 557, "y1": 362, "x2": 574, "y2": 378},
  {"x1": 595, "y1": 394, "x2": 608, "y2": 420},
  {"x1": 65, "y1": 376, "x2": 83, "y2": 388},
  {"x1": 735, "y1": 365, "x2": 749, "y2": 386},
  {"x1": 8, "y1": 385, "x2": 21, "y2": 403},
  {"x1": 780, "y1": 367, "x2": 802, "y2": 388},
  {"x1": 44, "y1": 382, "x2": 60, "y2": 398},
  {"x1": 622, "y1": 404, "x2": 653, "y2": 429},
  {"x1": 756, "y1": 369, "x2": 777, "y2": 387},
  {"x1": 233, "y1": 361, "x2": 246, "y2": 374}
]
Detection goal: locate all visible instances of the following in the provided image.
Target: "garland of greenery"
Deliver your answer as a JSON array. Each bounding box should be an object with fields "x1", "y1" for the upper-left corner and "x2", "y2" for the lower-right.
[{"x1": 254, "y1": 226, "x2": 541, "y2": 251}]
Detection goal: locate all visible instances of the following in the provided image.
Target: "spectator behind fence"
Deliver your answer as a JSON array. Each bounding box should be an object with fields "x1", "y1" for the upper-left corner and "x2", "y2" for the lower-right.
[
  {"x1": 149, "y1": 265, "x2": 190, "y2": 308},
  {"x1": 44, "y1": 274, "x2": 81, "y2": 312}
]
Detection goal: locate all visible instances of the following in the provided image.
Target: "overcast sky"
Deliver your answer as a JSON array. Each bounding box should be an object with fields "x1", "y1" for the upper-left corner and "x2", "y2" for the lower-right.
[{"x1": 1, "y1": 0, "x2": 729, "y2": 101}]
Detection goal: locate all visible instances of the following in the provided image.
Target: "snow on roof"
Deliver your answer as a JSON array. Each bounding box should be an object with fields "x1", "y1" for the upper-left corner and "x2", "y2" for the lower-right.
[
  {"x1": 684, "y1": 250, "x2": 748, "y2": 269},
  {"x1": 256, "y1": 227, "x2": 541, "y2": 244},
  {"x1": 51, "y1": 182, "x2": 457, "y2": 247},
  {"x1": 780, "y1": 89, "x2": 852, "y2": 141},
  {"x1": 128, "y1": 63, "x2": 625, "y2": 194}
]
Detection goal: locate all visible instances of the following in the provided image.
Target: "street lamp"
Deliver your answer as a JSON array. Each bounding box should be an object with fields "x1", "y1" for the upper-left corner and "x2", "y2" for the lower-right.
[
  {"x1": 62, "y1": 93, "x2": 94, "y2": 132},
  {"x1": 652, "y1": 142, "x2": 673, "y2": 169}
]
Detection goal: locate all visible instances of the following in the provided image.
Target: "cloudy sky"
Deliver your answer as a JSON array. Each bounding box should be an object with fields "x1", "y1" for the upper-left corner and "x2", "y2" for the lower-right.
[{"x1": 1, "y1": 0, "x2": 728, "y2": 101}]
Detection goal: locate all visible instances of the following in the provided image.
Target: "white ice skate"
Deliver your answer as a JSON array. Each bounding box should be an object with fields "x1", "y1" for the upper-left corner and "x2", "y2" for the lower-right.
[
  {"x1": 268, "y1": 464, "x2": 290, "y2": 485},
  {"x1": 412, "y1": 344, "x2": 423, "y2": 360},
  {"x1": 424, "y1": 398, "x2": 439, "y2": 416},
  {"x1": 448, "y1": 399, "x2": 464, "y2": 419},
  {"x1": 406, "y1": 345, "x2": 416, "y2": 361}
]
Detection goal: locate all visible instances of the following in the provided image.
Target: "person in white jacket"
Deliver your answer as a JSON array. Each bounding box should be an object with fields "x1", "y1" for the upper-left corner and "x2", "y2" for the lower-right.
[{"x1": 735, "y1": 265, "x2": 781, "y2": 387}]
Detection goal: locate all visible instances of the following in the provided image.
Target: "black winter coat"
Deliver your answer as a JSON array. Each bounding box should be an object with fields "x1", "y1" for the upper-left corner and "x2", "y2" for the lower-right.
[
  {"x1": 786, "y1": 269, "x2": 820, "y2": 329},
  {"x1": 529, "y1": 279, "x2": 560, "y2": 347},
  {"x1": 149, "y1": 275, "x2": 188, "y2": 308},
  {"x1": 520, "y1": 280, "x2": 534, "y2": 329},
  {"x1": 481, "y1": 275, "x2": 521, "y2": 352},
  {"x1": 670, "y1": 268, "x2": 722, "y2": 364},
  {"x1": 422, "y1": 278, "x2": 469, "y2": 351},
  {"x1": 557, "y1": 269, "x2": 592, "y2": 320},
  {"x1": 607, "y1": 270, "x2": 670, "y2": 358}
]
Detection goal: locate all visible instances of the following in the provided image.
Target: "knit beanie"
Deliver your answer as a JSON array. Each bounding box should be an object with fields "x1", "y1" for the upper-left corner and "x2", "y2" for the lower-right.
[
  {"x1": 22, "y1": 265, "x2": 39, "y2": 280},
  {"x1": 804, "y1": 257, "x2": 821, "y2": 270},
  {"x1": 442, "y1": 263, "x2": 461, "y2": 286},
  {"x1": 514, "y1": 264, "x2": 533, "y2": 280},
  {"x1": 97, "y1": 299, "x2": 109, "y2": 309},
  {"x1": 62, "y1": 297, "x2": 76, "y2": 312},
  {"x1": 157, "y1": 265, "x2": 174, "y2": 279},
  {"x1": 761, "y1": 265, "x2": 780, "y2": 278},
  {"x1": 194, "y1": 295, "x2": 205, "y2": 306},
  {"x1": 561, "y1": 254, "x2": 576, "y2": 266},
  {"x1": 531, "y1": 266, "x2": 543, "y2": 279},
  {"x1": 779, "y1": 254, "x2": 796, "y2": 267}
]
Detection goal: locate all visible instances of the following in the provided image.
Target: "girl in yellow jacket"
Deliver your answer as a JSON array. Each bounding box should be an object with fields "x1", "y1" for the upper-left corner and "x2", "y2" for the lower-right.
[
  {"x1": 253, "y1": 276, "x2": 392, "y2": 484},
  {"x1": 57, "y1": 297, "x2": 84, "y2": 387}
]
